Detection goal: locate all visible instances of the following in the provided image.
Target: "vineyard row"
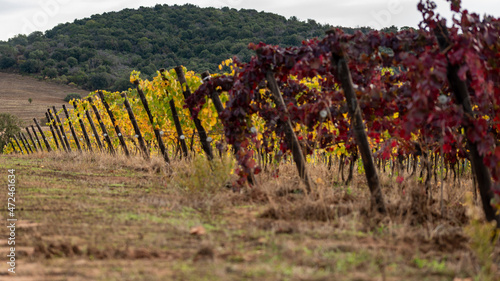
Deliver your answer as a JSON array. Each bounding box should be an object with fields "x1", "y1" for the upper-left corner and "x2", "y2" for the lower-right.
[{"x1": 5, "y1": 0, "x2": 500, "y2": 226}]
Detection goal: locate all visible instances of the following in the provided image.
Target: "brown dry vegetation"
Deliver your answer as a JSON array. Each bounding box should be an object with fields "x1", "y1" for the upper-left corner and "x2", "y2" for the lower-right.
[
  {"x1": 0, "y1": 72, "x2": 88, "y2": 124},
  {"x1": 0, "y1": 151, "x2": 499, "y2": 281}
]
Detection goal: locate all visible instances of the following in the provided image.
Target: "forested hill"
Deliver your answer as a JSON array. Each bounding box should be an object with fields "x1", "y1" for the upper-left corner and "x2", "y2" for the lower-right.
[{"x1": 0, "y1": 4, "x2": 376, "y2": 92}]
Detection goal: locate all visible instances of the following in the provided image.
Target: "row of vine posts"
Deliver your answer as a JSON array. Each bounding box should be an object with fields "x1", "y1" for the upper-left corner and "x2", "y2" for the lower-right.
[
  {"x1": 8, "y1": 26, "x2": 500, "y2": 227},
  {"x1": 10, "y1": 67, "x2": 205, "y2": 162}
]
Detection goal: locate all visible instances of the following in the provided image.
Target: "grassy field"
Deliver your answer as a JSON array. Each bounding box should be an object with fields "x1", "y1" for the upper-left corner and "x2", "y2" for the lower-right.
[
  {"x1": 0, "y1": 151, "x2": 499, "y2": 281},
  {"x1": 0, "y1": 72, "x2": 88, "y2": 125}
]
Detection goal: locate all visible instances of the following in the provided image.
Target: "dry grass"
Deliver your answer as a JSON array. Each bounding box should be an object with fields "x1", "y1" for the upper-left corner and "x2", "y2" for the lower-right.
[{"x1": 0, "y1": 151, "x2": 499, "y2": 280}]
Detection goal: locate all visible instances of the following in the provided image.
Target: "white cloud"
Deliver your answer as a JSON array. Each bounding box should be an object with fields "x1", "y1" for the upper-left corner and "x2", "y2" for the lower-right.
[{"x1": 0, "y1": 0, "x2": 499, "y2": 41}]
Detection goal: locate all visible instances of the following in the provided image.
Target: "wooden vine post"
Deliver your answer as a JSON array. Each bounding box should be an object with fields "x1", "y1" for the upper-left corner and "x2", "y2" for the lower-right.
[
  {"x1": 34, "y1": 118, "x2": 52, "y2": 152},
  {"x1": 174, "y1": 66, "x2": 214, "y2": 160},
  {"x1": 201, "y1": 71, "x2": 225, "y2": 114},
  {"x1": 45, "y1": 112, "x2": 61, "y2": 151},
  {"x1": 121, "y1": 92, "x2": 150, "y2": 160},
  {"x1": 21, "y1": 133, "x2": 34, "y2": 154},
  {"x1": 170, "y1": 99, "x2": 189, "y2": 158},
  {"x1": 30, "y1": 125, "x2": 43, "y2": 152},
  {"x1": 201, "y1": 71, "x2": 255, "y2": 185},
  {"x1": 266, "y1": 70, "x2": 312, "y2": 192},
  {"x1": 88, "y1": 97, "x2": 115, "y2": 154},
  {"x1": 328, "y1": 30, "x2": 387, "y2": 213},
  {"x1": 81, "y1": 101, "x2": 104, "y2": 151},
  {"x1": 72, "y1": 103, "x2": 93, "y2": 152},
  {"x1": 62, "y1": 105, "x2": 82, "y2": 152},
  {"x1": 19, "y1": 133, "x2": 32, "y2": 154},
  {"x1": 159, "y1": 69, "x2": 189, "y2": 158},
  {"x1": 133, "y1": 82, "x2": 170, "y2": 163},
  {"x1": 434, "y1": 23, "x2": 500, "y2": 226},
  {"x1": 13, "y1": 136, "x2": 24, "y2": 154},
  {"x1": 25, "y1": 127, "x2": 39, "y2": 152},
  {"x1": 10, "y1": 140, "x2": 20, "y2": 154},
  {"x1": 97, "y1": 91, "x2": 129, "y2": 156},
  {"x1": 47, "y1": 109, "x2": 68, "y2": 152},
  {"x1": 52, "y1": 106, "x2": 72, "y2": 152}
]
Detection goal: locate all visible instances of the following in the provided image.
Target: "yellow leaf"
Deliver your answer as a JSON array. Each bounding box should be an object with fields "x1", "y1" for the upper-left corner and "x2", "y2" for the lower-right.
[{"x1": 209, "y1": 117, "x2": 217, "y2": 127}]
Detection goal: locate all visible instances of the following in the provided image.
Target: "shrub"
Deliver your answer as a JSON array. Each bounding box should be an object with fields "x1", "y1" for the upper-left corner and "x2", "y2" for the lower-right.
[
  {"x1": 64, "y1": 93, "x2": 81, "y2": 102},
  {"x1": 0, "y1": 113, "x2": 22, "y2": 153}
]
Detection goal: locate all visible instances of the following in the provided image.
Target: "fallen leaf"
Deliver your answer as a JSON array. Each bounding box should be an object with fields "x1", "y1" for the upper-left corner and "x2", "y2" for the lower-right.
[{"x1": 190, "y1": 225, "x2": 206, "y2": 236}]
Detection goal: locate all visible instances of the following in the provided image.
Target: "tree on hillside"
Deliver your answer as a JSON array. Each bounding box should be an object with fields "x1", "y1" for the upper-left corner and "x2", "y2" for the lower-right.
[
  {"x1": 19, "y1": 59, "x2": 42, "y2": 73},
  {"x1": 88, "y1": 73, "x2": 110, "y2": 90},
  {"x1": 0, "y1": 56, "x2": 16, "y2": 69}
]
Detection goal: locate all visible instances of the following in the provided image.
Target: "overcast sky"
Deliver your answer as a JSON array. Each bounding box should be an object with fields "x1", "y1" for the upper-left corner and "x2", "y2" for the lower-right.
[{"x1": 0, "y1": 0, "x2": 498, "y2": 41}]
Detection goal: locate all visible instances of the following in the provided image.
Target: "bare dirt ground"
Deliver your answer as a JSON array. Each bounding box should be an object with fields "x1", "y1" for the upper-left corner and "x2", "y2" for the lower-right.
[
  {"x1": 0, "y1": 151, "x2": 499, "y2": 281},
  {"x1": 0, "y1": 72, "x2": 89, "y2": 125}
]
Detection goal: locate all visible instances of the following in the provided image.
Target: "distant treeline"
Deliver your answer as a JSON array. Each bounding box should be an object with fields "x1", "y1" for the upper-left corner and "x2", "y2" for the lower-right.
[{"x1": 0, "y1": 4, "x2": 401, "y2": 91}]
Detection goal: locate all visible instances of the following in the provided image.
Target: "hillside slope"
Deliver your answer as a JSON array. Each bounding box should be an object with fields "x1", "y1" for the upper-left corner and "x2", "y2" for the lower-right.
[
  {"x1": 0, "y1": 4, "x2": 372, "y2": 92},
  {"x1": 0, "y1": 72, "x2": 88, "y2": 124}
]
